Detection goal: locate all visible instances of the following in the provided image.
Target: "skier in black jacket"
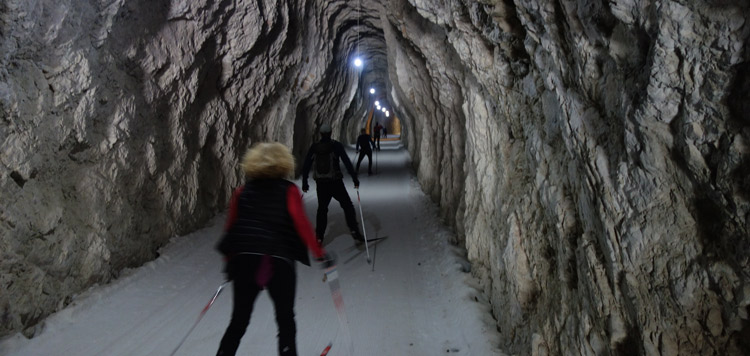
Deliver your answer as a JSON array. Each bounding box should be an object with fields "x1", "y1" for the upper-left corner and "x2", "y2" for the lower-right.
[
  {"x1": 355, "y1": 128, "x2": 376, "y2": 175},
  {"x1": 302, "y1": 123, "x2": 364, "y2": 246},
  {"x1": 216, "y1": 142, "x2": 331, "y2": 356},
  {"x1": 373, "y1": 122, "x2": 383, "y2": 150}
]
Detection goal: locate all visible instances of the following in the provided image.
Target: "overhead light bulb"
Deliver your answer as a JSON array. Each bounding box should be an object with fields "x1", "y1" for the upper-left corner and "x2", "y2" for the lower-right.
[
  {"x1": 386, "y1": 112, "x2": 389, "y2": 117},
  {"x1": 374, "y1": 101, "x2": 380, "y2": 106},
  {"x1": 370, "y1": 88, "x2": 375, "y2": 94},
  {"x1": 354, "y1": 58, "x2": 363, "y2": 67},
  {"x1": 381, "y1": 108, "x2": 386, "y2": 112}
]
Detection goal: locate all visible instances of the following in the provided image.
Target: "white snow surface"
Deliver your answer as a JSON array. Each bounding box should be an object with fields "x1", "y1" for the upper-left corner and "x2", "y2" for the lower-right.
[{"x1": 1, "y1": 141, "x2": 505, "y2": 356}]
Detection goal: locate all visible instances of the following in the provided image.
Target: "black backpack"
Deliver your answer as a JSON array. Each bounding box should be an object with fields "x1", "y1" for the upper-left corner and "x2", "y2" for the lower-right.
[{"x1": 313, "y1": 141, "x2": 342, "y2": 180}]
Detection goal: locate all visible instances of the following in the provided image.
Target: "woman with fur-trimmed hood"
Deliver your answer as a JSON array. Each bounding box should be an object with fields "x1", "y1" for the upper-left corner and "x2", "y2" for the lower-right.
[{"x1": 216, "y1": 142, "x2": 331, "y2": 356}]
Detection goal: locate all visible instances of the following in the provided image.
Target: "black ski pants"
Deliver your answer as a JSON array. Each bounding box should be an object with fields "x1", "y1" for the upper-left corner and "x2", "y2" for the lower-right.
[
  {"x1": 217, "y1": 255, "x2": 297, "y2": 356},
  {"x1": 315, "y1": 179, "x2": 358, "y2": 238},
  {"x1": 356, "y1": 149, "x2": 373, "y2": 174}
]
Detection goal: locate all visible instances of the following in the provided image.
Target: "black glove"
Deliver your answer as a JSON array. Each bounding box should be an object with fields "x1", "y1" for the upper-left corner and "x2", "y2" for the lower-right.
[
  {"x1": 302, "y1": 180, "x2": 309, "y2": 192},
  {"x1": 353, "y1": 178, "x2": 360, "y2": 188},
  {"x1": 316, "y1": 253, "x2": 336, "y2": 269}
]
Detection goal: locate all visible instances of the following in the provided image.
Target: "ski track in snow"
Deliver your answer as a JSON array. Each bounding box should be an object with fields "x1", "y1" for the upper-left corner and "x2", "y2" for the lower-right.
[{"x1": 1, "y1": 140, "x2": 506, "y2": 356}]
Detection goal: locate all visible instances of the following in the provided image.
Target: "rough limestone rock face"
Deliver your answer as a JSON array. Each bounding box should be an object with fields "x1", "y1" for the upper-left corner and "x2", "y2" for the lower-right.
[
  {"x1": 387, "y1": 0, "x2": 749, "y2": 355},
  {"x1": 0, "y1": 0, "x2": 363, "y2": 336},
  {"x1": 2, "y1": 0, "x2": 749, "y2": 355}
]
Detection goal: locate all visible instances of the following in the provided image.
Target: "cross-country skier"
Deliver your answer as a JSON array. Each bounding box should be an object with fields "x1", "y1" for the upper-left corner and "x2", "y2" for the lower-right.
[
  {"x1": 216, "y1": 142, "x2": 334, "y2": 356},
  {"x1": 301, "y1": 123, "x2": 365, "y2": 246},
  {"x1": 355, "y1": 128, "x2": 376, "y2": 175},
  {"x1": 373, "y1": 122, "x2": 383, "y2": 150}
]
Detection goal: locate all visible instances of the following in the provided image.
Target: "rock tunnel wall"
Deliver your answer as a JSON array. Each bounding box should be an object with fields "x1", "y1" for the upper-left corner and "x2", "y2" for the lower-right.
[
  {"x1": 0, "y1": 0, "x2": 361, "y2": 337},
  {"x1": 386, "y1": 0, "x2": 750, "y2": 355},
  {"x1": 2, "y1": 0, "x2": 750, "y2": 354}
]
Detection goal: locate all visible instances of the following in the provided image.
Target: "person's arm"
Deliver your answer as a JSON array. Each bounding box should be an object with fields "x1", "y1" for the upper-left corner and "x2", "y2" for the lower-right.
[
  {"x1": 301, "y1": 145, "x2": 315, "y2": 190},
  {"x1": 356, "y1": 136, "x2": 361, "y2": 151},
  {"x1": 369, "y1": 135, "x2": 376, "y2": 149},
  {"x1": 334, "y1": 141, "x2": 357, "y2": 178},
  {"x1": 286, "y1": 184, "x2": 325, "y2": 259},
  {"x1": 224, "y1": 186, "x2": 244, "y2": 231}
]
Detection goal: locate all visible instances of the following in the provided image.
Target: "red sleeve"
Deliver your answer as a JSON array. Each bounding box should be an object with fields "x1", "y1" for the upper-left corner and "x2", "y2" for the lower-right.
[
  {"x1": 224, "y1": 186, "x2": 244, "y2": 232},
  {"x1": 286, "y1": 184, "x2": 326, "y2": 259}
]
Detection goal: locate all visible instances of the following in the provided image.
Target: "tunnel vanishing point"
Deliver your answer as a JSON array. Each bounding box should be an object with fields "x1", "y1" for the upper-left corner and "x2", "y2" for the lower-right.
[{"x1": 1, "y1": 0, "x2": 749, "y2": 354}]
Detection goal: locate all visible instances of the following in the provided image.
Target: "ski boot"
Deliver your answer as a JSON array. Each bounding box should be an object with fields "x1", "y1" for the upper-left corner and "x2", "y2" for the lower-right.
[{"x1": 351, "y1": 230, "x2": 365, "y2": 250}]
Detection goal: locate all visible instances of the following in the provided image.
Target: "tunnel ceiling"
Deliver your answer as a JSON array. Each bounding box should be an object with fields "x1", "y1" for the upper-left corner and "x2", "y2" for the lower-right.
[
  {"x1": 2, "y1": 0, "x2": 750, "y2": 354},
  {"x1": 356, "y1": 13, "x2": 389, "y2": 97}
]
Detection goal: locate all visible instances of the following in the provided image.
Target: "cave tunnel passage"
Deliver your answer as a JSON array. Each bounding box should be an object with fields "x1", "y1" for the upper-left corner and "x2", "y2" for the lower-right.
[
  {"x1": 364, "y1": 104, "x2": 402, "y2": 139},
  {"x1": 1, "y1": 0, "x2": 750, "y2": 355},
  {"x1": 0, "y1": 131, "x2": 502, "y2": 356}
]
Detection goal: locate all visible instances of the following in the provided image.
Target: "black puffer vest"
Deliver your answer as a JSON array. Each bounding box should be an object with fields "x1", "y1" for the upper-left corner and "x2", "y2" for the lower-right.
[{"x1": 217, "y1": 178, "x2": 310, "y2": 265}]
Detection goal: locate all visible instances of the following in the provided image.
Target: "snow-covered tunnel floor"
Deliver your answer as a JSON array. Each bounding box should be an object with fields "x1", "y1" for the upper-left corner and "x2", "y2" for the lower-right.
[{"x1": 1, "y1": 140, "x2": 505, "y2": 356}]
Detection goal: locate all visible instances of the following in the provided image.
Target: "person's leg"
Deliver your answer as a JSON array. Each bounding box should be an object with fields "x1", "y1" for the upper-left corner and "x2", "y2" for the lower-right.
[
  {"x1": 315, "y1": 181, "x2": 334, "y2": 240},
  {"x1": 356, "y1": 151, "x2": 366, "y2": 172},
  {"x1": 330, "y1": 180, "x2": 361, "y2": 240},
  {"x1": 267, "y1": 259, "x2": 298, "y2": 356},
  {"x1": 366, "y1": 151, "x2": 373, "y2": 174},
  {"x1": 217, "y1": 257, "x2": 262, "y2": 356}
]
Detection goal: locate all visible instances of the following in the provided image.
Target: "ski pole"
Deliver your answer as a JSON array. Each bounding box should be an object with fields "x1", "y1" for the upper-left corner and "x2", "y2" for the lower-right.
[
  {"x1": 356, "y1": 189, "x2": 371, "y2": 263},
  {"x1": 320, "y1": 342, "x2": 333, "y2": 356},
  {"x1": 323, "y1": 265, "x2": 354, "y2": 355},
  {"x1": 169, "y1": 281, "x2": 230, "y2": 356}
]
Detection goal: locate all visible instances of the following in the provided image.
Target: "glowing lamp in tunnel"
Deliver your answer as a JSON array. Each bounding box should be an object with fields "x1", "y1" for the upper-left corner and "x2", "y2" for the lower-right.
[
  {"x1": 386, "y1": 111, "x2": 390, "y2": 117},
  {"x1": 381, "y1": 107, "x2": 386, "y2": 112},
  {"x1": 370, "y1": 88, "x2": 375, "y2": 94},
  {"x1": 354, "y1": 57, "x2": 363, "y2": 67},
  {"x1": 374, "y1": 101, "x2": 380, "y2": 106}
]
